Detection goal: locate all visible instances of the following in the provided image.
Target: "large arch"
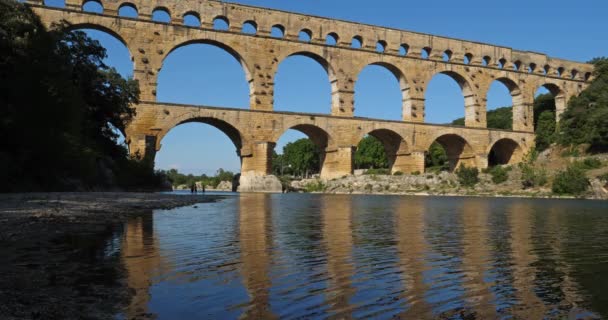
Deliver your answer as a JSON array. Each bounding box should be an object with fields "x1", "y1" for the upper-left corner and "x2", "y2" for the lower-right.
[
  {"x1": 354, "y1": 62, "x2": 409, "y2": 121},
  {"x1": 157, "y1": 40, "x2": 252, "y2": 107},
  {"x1": 273, "y1": 124, "x2": 332, "y2": 178},
  {"x1": 425, "y1": 71, "x2": 476, "y2": 126},
  {"x1": 486, "y1": 78, "x2": 523, "y2": 130},
  {"x1": 273, "y1": 51, "x2": 337, "y2": 114},
  {"x1": 155, "y1": 117, "x2": 244, "y2": 177},
  {"x1": 357, "y1": 129, "x2": 409, "y2": 173},
  {"x1": 425, "y1": 134, "x2": 475, "y2": 172},
  {"x1": 487, "y1": 138, "x2": 523, "y2": 167},
  {"x1": 535, "y1": 83, "x2": 566, "y2": 122}
]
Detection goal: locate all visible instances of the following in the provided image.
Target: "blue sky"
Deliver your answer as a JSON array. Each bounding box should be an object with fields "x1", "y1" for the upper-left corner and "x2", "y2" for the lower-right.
[{"x1": 59, "y1": 0, "x2": 606, "y2": 175}]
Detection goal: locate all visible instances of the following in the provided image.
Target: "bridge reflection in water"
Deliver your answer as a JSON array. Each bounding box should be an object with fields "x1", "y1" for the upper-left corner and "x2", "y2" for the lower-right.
[{"x1": 117, "y1": 195, "x2": 605, "y2": 319}]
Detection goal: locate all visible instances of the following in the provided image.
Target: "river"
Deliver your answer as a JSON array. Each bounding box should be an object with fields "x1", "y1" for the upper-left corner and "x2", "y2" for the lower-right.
[{"x1": 16, "y1": 193, "x2": 608, "y2": 319}]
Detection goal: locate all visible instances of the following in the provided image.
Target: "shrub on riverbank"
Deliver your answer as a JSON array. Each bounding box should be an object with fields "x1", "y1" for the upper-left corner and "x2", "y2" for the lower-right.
[
  {"x1": 552, "y1": 166, "x2": 589, "y2": 195},
  {"x1": 456, "y1": 166, "x2": 479, "y2": 187},
  {"x1": 484, "y1": 166, "x2": 511, "y2": 184},
  {"x1": 520, "y1": 163, "x2": 548, "y2": 188}
]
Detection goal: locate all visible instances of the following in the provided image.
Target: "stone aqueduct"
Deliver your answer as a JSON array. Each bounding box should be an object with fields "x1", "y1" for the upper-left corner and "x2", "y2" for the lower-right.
[{"x1": 28, "y1": 0, "x2": 594, "y2": 186}]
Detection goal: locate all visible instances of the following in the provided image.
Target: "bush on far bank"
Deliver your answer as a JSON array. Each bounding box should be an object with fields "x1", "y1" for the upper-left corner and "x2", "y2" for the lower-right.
[
  {"x1": 456, "y1": 165, "x2": 479, "y2": 187},
  {"x1": 552, "y1": 166, "x2": 589, "y2": 195}
]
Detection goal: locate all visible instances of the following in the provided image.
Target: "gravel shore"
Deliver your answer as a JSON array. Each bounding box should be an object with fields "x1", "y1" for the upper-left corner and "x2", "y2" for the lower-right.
[{"x1": 0, "y1": 192, "x2": 225, "y2": 320}]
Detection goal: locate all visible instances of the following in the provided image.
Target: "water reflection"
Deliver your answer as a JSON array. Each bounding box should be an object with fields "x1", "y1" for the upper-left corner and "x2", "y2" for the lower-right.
[
  {"x1": 321, "y1": 194, "x2": 355, "y2": 317},
  {"x1": 395, "y1": 197, "x2": 432, "y2": 318},
  {"x1": 238, "y1": 194, "x2": 275, "y2": 319},
  {"x1": 108, "y1": 195, "x2": 608, "y2": 319}
]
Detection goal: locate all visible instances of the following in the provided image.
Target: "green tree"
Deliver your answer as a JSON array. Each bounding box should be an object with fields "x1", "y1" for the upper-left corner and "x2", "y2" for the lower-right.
[
  {"x1": 535, "y1": 110, "x2": 556, "y2": 151},
  {"x1": 282, "y1": 139, "x2": 320, "y2": 177},
  {"x1": 0, "y1": 1, "x2": 155, "y2": 191},
  {"x1": 451, "y1": 106, "x2": 512, "y2": 130},
  {"x1": 354, "y1": 136, "x2": 388, "y2": 169},
  {"x1": 425, "y1": 142, "x2": 448, "y2": 171},
  {"x1": 558, "y1": 58, "x2": 608, "y2": 152}
]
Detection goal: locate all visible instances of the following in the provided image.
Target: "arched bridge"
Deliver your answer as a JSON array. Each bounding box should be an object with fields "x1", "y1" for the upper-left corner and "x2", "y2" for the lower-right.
[{"x1": 27, "y1": 0, "x2": 594, "y2": 186}]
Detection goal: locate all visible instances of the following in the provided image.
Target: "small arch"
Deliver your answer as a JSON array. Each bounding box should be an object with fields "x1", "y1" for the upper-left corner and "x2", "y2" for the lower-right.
[
  {"x1": 528, "y1": 63, "x2": 537, "y2": 73},
  {"x1": 399, "y1": 44, "x2": 409, "y2": 56},
  {"x1": 584, "y1": 72, "x2": 592, "y2": 81},
  {"x1": 543, "y1": 65, "x2": 551, "y2": 75},
  {"x1": 298, "y1": 29, "x2": 312, "y2": 42},
  {"x1": 183, "y1": 12, "x2": 201, "y2": 28},
  {"x1": 498, "y1": 58, "x2": 507, "y2": 69},
  {"x1": 482, "y1": 56, "x2": 491, "y2": 66},
  {"x1": 557, "y1": 67, "x2": 565, "y2": 77},
  {"x1": 442, "y1": 50, "x2": 452, "y2": 62},
  {"x1": 242, "y1": 20, "x2": 257, "y2": 35},
  {"x1": 464, "y1": 53, "x2": 473, "y2": 64},
  {"x1": 326, "y1": 32, "x2": 339, "y2": 46},
  {"x1": 44, "y1": 0, "x2": 65, "y2": 8},
  {"x1": 351, "y1": 36, "x2": 363, "y2": 49},
  {"x1": 426, "y1": 134, "x2": 475, "y2": 172},
  {"x1": 513, "y1": 60, "x2": 522, "y2": 71},
  {"x1": 421, "y1": 47, "x2": 431, "y2": 59},
  {"x1": 357, "y1": 129, "x2": 409, "y2": 173},
  {"x1": 82, "y1": 0, "x2": 103, "y2": 13},
  {"x1": 152, "y1": 7, "x2": 171, "y2": 23},
  {"x1": 376, "y1": 40, "x2": 387, "y2": 53},
  {"x1": 488, "y1": 138, "x2": 523, "y2": 166},
  {"x1": 570, "y1": 69, "x2": 578, "y2": 79},
  {"x1": 213, "y1": 16, "x2": 230, "y2": 31},
  {"x1": 118, "y1": 3, "x2": 138, "y2": 18},
  {"x1": 271, "y1": 25, "x2": 285, "y2": 38}
]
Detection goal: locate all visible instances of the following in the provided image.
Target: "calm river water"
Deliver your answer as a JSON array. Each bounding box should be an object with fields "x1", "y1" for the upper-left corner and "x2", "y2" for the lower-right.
[{"x1": 102, "y1": 193, "x2": 608, "y2": 319}]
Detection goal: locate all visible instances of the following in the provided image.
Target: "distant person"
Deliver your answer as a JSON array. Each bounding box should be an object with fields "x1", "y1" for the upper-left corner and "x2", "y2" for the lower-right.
[
  {"x1": 194, "y1": 183, "x2": 198, "y2": 193},
  {"x1": 190, "y1": 183, "x2": 195, "y2": 194},
  {"x1": 202, "y1": 185, "x2": 206, "y2": 193}
]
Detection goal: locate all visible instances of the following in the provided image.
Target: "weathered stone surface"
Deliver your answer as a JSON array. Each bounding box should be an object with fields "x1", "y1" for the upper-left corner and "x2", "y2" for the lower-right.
[
  {"x1": 215, "y1": 181, "x2": 232, "y2": 191},
  {"x1": 238, "y1": 174, "x2": 282, "y2": 193},
  {"x1": 26, "y1": 1, "x2": 595, "y2": 192}
]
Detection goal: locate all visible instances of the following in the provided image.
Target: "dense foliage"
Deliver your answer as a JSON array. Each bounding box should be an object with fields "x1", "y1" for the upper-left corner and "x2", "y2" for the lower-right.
[
  {"x1": 519, "y1": 163, "x2": 548, "y2": 188},
  {"x1": 275, "y1": 139, "x2": 320, "y2": 178},
  {"x1": 484, "y1": 165, "x2": 511, "y2": 184},
  {"x1": 425, "y1": 142, "x2": 448, "y2": 172},
  {"x1": 0, "y1": 1, "x2": 163, "y2": 191},
  {"x1": 558, "y1": 58, "x2": 608, "y2": 152},
  {"x1": 552, "y1": 166, "x2": 589, "y2": 195},
  {"x1": 456, "y1": 165, "x2": 479, "y2": 187},
  {"x1": 354, "y1": 136, "x2": 388, "y2": 169},
  {"x1": 161, "y1": 168, "x2": 235, "y2": 188}
]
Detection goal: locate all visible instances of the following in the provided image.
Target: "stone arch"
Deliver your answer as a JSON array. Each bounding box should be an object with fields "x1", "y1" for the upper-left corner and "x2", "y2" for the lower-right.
[
  {"x1": 162, "y1": 39, "x2": 254, "y2": 103},
  {"x1": 151, "y1": 7, "x2": 171, "y2": 23},
  {"x1": 487, "y1": 138, "x2": 523, "y2": 166},
  {"x1": 160, "y1": 117, "x2": 244, "y2": 153},
  {"x1": 182, "y1": 11, "x2": 201, "y2": 27},
  {"x1": 425, "y1": 133, "x2": 476, "y2": 172},
  {"x1": 242, "y1": 20, "x2": 258, "y2": 34},
  {"x1": 425, "y1": 69, "x2": 479, "y2": 126},
  {"x1": 535, "y1": 82, "x2": 566, "y2": 122},
  {"x1": 486, "y1": 77, "x2": 523, "y2": 129},
  {"x1": 354, "y1": 61, "x2": 410, "y2": 120},
  {"x1": 213, "y1": 16, "x2": 230, "y2": 30},
  {"x1": 82, "y1": 0, "x2": 103, "y2": 13},
  {"x1": 357, "y1": 128, "x2": 409, "y2": 173},
  {"x1": 117, "y1": 2, "x2": 138, "y2": 18},
  {"x1": 273, "y1": 123, "x2": 333, "y2": 177},
  {"x1": 273, "y1": 51, "x2": 338, "y2": 113}
]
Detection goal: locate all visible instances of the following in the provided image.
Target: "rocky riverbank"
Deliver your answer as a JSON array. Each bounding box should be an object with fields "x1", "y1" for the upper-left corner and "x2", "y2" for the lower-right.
[
  {"x1": 291, "y1": 168, "x2": 608, "y2": 200},
  {"x1": 0, "y1": 192, "x2": 225, "y2": 319}
]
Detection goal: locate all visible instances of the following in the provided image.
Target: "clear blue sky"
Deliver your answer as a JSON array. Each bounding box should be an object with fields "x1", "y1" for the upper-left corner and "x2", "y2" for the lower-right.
[{"x1": 64, "y1": 0, "x2": 606, "y2": 175}]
